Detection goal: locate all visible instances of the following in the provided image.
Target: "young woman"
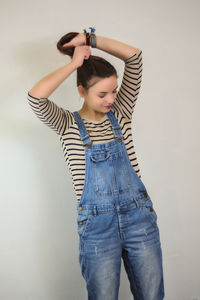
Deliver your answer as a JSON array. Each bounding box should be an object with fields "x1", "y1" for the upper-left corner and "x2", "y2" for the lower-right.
[{"x1": 27, "y1": 28, "x2": 164, "y2": 300}]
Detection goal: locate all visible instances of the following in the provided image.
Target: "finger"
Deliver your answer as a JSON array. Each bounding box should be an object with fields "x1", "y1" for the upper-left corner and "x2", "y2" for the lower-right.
[{"x1": 62, "y1": 42, "x2": 72, "y2": 47}]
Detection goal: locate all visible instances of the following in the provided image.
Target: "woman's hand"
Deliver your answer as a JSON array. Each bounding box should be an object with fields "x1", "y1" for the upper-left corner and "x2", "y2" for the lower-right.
[
  {"x1": 71, "y1": 45, "x2": 91, "y2": 68},
  {"x1": 62, "y1": 33, "x2": 86, "y2": 48}
]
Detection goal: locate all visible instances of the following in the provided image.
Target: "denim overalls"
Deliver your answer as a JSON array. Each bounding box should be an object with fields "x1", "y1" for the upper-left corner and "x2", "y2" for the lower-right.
[{"x1": 73, "y1": 110, "x2": 164, "y2": 300}]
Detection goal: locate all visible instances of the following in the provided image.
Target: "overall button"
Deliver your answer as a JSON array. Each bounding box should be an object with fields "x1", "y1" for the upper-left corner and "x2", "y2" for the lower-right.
[
  {"x1": 149, "y1": 207, "x2": 153, "y2": 212},
  {"x1": 79, "y1": 206, "x2": 84, "y2": 210},
  {"x1": 144, "y1": 192, "x2": 148, "y2": 198},
  {"x1": 79, "y1": 221, "x2": 84, "y2": 225}
]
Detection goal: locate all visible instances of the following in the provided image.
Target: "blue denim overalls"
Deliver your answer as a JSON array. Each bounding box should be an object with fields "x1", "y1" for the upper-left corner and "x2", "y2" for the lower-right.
[{"x1": 73, "y1": 110, "x2": 164, "y2": 300}]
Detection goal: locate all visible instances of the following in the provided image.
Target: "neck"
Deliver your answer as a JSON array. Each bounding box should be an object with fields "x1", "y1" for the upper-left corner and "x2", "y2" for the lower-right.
[{"x1": 78, "y1": 107, "x2": 106, "y2": 122}]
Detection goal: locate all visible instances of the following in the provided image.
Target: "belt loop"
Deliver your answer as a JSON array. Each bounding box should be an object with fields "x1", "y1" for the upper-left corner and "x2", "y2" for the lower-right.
[
  {"x1": 93, "y1": 205, "x2": 97, "y2": 216},
  {"x1": 133, "y1": 197, "x2": 139, "y2": 208}
]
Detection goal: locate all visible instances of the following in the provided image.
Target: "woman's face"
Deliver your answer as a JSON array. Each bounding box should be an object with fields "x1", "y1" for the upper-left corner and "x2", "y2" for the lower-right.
[{"x1": 80, "y1": 75, "x2": 118, "y2": 113}]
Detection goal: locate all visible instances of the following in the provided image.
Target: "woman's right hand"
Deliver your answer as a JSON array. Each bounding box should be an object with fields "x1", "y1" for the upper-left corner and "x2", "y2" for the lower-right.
[{"x1": 71, "y1": 45, "x2": 91, "y2": 68}]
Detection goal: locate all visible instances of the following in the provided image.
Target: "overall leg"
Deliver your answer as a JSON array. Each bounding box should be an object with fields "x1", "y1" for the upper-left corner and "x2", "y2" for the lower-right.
[
  {"x1": 78, "y1": 212, "x2": 122, "y2": 300},
  {"x1": 122, "y1": 204, "x2": 165, "y2": 300}
]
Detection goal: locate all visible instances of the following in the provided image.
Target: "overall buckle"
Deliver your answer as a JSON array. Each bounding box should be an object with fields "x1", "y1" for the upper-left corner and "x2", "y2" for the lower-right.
[
  {"x1": 84, "y1": 141, "x2": 93, "y2": 148},
  {"x1": 115, "y1": 137, "x2": 123, "y2": 142}
]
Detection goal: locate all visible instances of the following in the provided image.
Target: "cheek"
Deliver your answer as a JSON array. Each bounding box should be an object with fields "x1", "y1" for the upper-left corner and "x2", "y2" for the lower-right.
[{"x1": 93, "y1": 98, "x2": 103, "y2": 106}]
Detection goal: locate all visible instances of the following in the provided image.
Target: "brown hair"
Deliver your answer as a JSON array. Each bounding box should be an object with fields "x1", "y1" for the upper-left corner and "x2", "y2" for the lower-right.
[{"x1": 57, "y1": 32, "x2": 118, "y2": 92}]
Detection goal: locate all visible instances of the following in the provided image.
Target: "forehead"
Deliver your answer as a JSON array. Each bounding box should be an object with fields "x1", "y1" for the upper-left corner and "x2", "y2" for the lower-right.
[{"x1": 92, "y1": 76, "x2": 118, "y2": 91}]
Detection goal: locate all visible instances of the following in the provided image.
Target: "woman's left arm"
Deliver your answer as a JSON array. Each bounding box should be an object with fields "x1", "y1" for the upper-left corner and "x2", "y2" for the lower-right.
[
  {"x1": 113, "y1": 50, "x2": 143, "y2": 120},
  {"x1": 96, "y1": 35, "x2": 140, "y2": 61},
  {"x1": 96, "y1": 35, "x2": 143, "y2": 120}
]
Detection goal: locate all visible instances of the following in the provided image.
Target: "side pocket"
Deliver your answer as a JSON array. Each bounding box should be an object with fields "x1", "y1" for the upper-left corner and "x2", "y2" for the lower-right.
[
  {"x1": 143, "y1": 201, "x2": 158, "y2": 226},
  {"x1": 77, "y1": 213, "x2": 92, "y2": 238}
]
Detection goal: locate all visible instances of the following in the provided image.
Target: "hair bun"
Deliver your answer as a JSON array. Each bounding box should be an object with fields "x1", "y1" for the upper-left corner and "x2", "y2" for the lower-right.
[{"x1": 57, "y1": 32, "x2": 79, "y2": 58}]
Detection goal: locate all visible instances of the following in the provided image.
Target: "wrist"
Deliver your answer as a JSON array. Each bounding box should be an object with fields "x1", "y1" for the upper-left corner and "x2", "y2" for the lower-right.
[
  {"x1": 83, "y1": 27, "x2": 96, "y2": 48},
  {"x1": 68, "y1": 61, "x2": 78, "y2": 71},
  {"x1": 91, "y1": 33, "x2": 97, "y2": 48},
  {"x1": 80, "y1": 33, "x2": 86, "y2": 45}
]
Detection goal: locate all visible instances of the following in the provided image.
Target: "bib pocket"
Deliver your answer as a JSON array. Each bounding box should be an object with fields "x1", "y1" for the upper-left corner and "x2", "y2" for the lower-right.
[
  {"x1": 90, "y1": 151, "x2": 110, "y2": 162},
  {"x1": 90, "y1": 151, "x2": 113, "y2": 195}
]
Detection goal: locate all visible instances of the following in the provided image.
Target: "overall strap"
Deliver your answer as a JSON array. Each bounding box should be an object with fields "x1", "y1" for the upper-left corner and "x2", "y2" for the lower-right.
[
  {"x1": 107, "y1": 110, "x2": 123, "y2": 141},
  {"x1": 73, "y1": 110, "x2": 123, "y2": 148},
  {"x1": 73, "y1": 111, "x2": 93, "y2": 148}
]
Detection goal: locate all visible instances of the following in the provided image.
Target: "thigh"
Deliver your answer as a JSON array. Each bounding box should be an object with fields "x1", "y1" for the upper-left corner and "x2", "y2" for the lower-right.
[
  {"x1": 78, "y1": 213, "x2": 122, "y2": 300},
  {"x1": 121, "y1": 204, "x2": 164, "y2": 300},
  {"x1": 122, "y1": 243, "x2": 164, "y2": 300}
]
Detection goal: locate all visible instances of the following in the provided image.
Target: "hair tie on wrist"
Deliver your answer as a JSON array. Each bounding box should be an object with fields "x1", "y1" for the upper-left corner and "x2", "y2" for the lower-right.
[
  {"x1": 89, "y1": 27, "x2": 96, "y2": 48},
  {"x1": 83, "y1": 27, "x2": 96, "y2": 48},
  {"x1": 83, "y1": 29, "x2": 87, "y2": 45},
  {"x1": 83, "y1": 28, "x2": 90, "y2": 46}
]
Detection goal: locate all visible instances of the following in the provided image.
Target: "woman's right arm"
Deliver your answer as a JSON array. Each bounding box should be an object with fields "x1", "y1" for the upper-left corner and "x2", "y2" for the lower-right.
[
  {"x1": 28, "y1": 45, "x2": 91, "y2": 98},
  {"x1": 27, "y1": 62, "x2": 79, "y2": 136},
  {"x1": 27, "y1": 45, "x2": 91, "y2": 135},
  {"x1": 28, "y1": 62, "x2": 77, "y2": 99}
]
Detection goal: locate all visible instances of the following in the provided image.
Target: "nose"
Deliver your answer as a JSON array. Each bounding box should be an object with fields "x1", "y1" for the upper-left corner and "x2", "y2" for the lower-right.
[{"x1": 106, "y1": 94, "x2": 116, "y2": 105}]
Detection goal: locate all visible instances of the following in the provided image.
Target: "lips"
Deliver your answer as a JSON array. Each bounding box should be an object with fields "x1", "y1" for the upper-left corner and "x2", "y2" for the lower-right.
[{"x1": 104, "y1": 106, "x2": 112, "y2": 109}]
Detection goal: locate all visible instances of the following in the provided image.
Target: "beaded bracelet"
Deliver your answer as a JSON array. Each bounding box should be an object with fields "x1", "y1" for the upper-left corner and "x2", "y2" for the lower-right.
[
  {"x1": 83, "y1": 29, "x2": 90, "y2": 46},
  {"x1": 83, "y1": 27, "x2": 96, "y2": 48},
  {"x1": 89, "y1": 27, "x2": 96, "y2": 48}
]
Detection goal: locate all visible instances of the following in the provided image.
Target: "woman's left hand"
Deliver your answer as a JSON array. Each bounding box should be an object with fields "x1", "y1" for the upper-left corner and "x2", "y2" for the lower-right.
[{"x1": 62, "y1": 33, "x2": 86, "y2": 48}]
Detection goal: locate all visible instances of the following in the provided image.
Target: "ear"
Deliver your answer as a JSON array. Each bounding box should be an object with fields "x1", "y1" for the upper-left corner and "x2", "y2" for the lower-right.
[{"x1": 77, "y1": 85, "x2": 86, "y2": 98}]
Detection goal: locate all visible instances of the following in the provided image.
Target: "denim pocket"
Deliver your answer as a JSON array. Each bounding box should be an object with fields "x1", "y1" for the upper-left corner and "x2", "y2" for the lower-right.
[
  {"x1": 143, "y1": 201, "x2": 158, "y2": 226},
  {"x1": 77, "y1": 213, "x2": 93, "y2": 238},
  {"x1": 90, "y1": 151, "x2": 110, "y2": 162},
  {"x1": 90, "y1": 151, "x2": 113, "y2": 195},
  {"x1": 90, "y1": 149, "x2": 132, "y2": 195}
]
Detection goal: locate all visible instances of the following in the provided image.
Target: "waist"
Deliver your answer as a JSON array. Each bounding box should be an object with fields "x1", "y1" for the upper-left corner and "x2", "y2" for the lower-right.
[{"x1": 76, "y1": 193, "x2": 151, "y2": 215}]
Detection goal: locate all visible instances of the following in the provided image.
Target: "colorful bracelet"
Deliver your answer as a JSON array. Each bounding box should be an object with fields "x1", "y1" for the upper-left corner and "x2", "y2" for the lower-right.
[
  {"x1": 89, "y1": 27, "x2": 96, "y2": 48},
  {"x1": 83, "y1": 29, "x2": 88, "y2": 45},
  {"x1": 83, "y1": 27, "x2": 96, "y2": 48}
]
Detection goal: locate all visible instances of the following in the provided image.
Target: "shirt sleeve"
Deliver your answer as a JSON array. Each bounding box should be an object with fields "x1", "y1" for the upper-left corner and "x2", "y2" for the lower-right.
[
  {"x1": 112, "y1": 49, "x2": 143, "y2": 120},
  {"x1": 27, "y1": 92, "x2": 74, "y2": 135}
]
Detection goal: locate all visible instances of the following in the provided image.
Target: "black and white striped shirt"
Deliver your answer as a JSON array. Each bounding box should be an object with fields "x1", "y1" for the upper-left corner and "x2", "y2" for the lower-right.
[{"x1": 27, "y1": 49, "x2": 143, "y2": 202}]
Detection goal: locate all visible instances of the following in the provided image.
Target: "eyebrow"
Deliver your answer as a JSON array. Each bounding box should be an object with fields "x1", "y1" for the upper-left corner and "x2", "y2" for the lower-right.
[{"x1": 98, "y1": 85, "x2": 118, "y2": 94}]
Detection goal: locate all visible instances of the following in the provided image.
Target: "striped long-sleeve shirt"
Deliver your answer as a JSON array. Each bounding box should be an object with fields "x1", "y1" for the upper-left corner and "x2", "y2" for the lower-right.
[{"x1": 27, "y1": 49, "x2": 143, "y2": 202}]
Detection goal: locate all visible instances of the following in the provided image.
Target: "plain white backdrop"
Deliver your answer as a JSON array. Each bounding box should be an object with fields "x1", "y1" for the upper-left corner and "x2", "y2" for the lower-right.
[{"x1": 1, "y1": 0, "x2": 200, "y2": 299}]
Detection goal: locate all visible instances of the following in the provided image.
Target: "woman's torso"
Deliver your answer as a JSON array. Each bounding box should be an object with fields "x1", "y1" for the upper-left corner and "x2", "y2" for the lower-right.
[{"x1": 60, "y1": 109, "x2": 141, "y2": 202}]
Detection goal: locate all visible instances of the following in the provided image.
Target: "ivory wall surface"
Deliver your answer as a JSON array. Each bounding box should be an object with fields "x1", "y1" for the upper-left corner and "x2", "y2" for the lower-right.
[{"x1": 1, "y1": 0, "x2": 199, "y2": 299}]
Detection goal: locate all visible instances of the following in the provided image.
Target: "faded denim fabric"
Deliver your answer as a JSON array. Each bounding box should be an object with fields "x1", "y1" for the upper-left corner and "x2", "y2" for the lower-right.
[{"x1": 73, "y1": 110, "x2": 164, "y2": 300}]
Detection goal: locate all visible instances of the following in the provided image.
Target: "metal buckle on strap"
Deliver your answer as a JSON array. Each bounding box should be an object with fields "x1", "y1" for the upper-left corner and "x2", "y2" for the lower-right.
[
  {"x1": 84, "y1": 141, "x2": 93, "y2": 148},
  {"x1": 115, "y1": 137, "x2": 123, "y2": 142}
]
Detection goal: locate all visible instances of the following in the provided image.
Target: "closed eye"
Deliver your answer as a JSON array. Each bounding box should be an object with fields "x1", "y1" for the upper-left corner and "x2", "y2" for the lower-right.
[{"x1": 99, "y1": 90, "x2": 117, "y2": 98}]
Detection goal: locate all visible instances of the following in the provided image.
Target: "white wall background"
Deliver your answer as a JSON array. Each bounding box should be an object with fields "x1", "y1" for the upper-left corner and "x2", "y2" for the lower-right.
[{"x1": 1, "y1": 0, "x2": 199, "y2": 299}]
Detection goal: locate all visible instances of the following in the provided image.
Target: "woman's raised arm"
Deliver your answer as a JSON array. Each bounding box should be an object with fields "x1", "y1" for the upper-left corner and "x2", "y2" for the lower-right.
[
  {"x1": 28, "y1": 62, "x2": 77, "y2": 99},
  {"x1": 95, "y1": 35, "x2": 140, "y2": 62},
  {"x1": 28, "y1": 45, "x2": 91, "y2": 99},
  {"x1": 27, "y1": 46, "x2": 90, "y2": 135}
]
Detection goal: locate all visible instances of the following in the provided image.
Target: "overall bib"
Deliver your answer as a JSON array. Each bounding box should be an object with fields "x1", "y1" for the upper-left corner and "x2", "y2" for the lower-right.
[{"x1": 73, "y1": 110, "x2": 164, "y2": 300}]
